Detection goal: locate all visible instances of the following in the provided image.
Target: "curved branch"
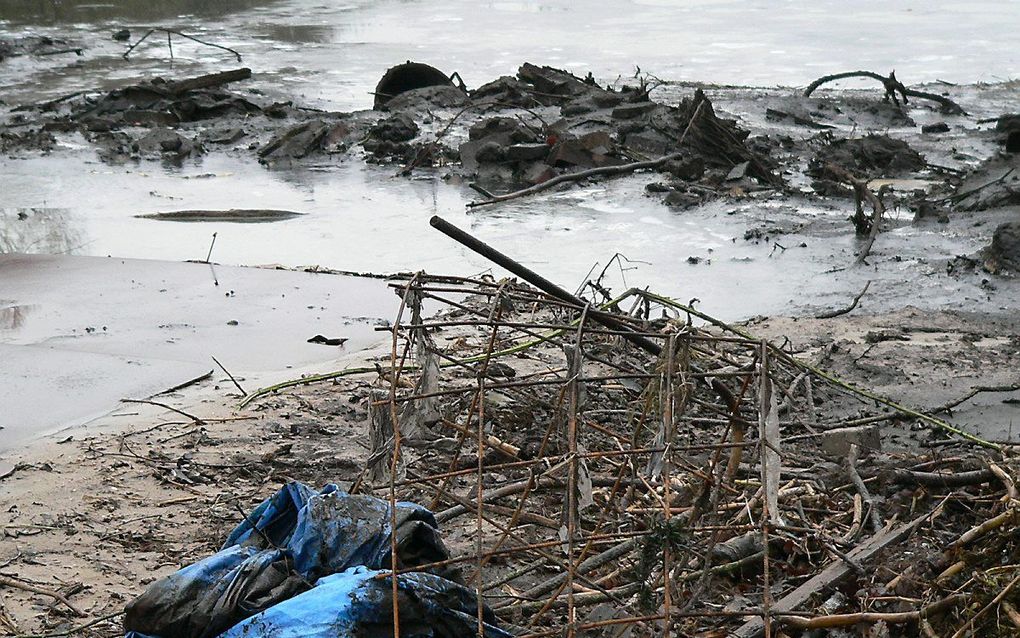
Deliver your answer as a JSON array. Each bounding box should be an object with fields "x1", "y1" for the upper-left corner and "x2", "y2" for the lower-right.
[{"x1": 805, "y1": 70, "x2": 966, "y2": 115}]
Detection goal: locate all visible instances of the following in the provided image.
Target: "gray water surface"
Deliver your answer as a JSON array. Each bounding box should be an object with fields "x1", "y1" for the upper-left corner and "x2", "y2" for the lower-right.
[{"x1": 2, "y1": 0, "x2": 1019, "y2": 321}]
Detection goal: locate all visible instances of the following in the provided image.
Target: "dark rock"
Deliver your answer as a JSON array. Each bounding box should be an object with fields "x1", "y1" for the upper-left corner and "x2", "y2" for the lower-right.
[
  {"x1": 645, "y1": 182, "x2": 671, "y2": 193},
  {"x1": 1008, "y1": 131, "x2": 1020, "y2": 154},
  {"x1": 203, "y1": 127, "x2": 245, "y2": 145},
  {"x1": 0, "y1": 128, "x2": 56, "y2": 153},
  {"x1": 547, "y1": 132, "x2": 620, "y2": 169},
  {"x1": 471, "y1": 76, "x2": 535, "y2": 108},
  {"x1": 82, "y1": 118, "x2": 116, "y2": 132},
  {"x1": 123, "y1": 109, "x2": 180, "y2": 127},
  {"x1": 921, "y1": 122, "x2": 950, "y2": 134},
  {"x1": 517, "y1": 63, "x2": 598, "y2": 99},
  {"x1": 664, "y1": 190, "x2": 702, "y2": 209},
  {"x1": 983, "y1": 221, "x2": 1020, "y2": 274},
  {"x1": 624, "y1": 131, "x2": 671, "y2": 156},
  {"x1": 369, "y1": 113, "x2": 419, "y2": 143},
  {"x1": 592, "y1": 93, "x2": 624, "y2": 108},
  {"x1": 259, "y1": 119, "x2": 331, "y2": 161},
  {"x1": 113, "y1": 29, "x2": 131, "y2": 42},
  {"x1": 522, "y1": 163, "x2": 557, "y2": 185},
  {"x1": 506, "y1": 143, "x2": 549, "y2": 162},
  {"x1": 663, "y1": 155, "x2": 705, "y2": 181},
  {"x1": 474, "y1": 141, "x2": 505, "y2": 163},
  {"x1": 611, "y1": 101, "x2": 657, "y2": 119},
  {"x1": 469, "y1": 117, "x2": 527, "y2": 142},
  {"x1": 561, "y1": 100, "x2": 594, "y2": 116},
  {"x1": 133, "y1": 128, "x2": 196, "y2": 158},
  {"x1": 808, "y1": 134, "x2": 926, "y2": 185},
  {"x1": 995, "y1": 114, "x2": 1020, "y2": 135},
  {"x1": 765, "y1": 108, "x2": 832, "y2": 130}
]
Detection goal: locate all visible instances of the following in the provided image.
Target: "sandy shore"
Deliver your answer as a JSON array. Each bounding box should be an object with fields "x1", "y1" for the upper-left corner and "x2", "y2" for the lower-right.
[{"x1": 2, "y1": 295, "x2": 1018, "y2": 635}]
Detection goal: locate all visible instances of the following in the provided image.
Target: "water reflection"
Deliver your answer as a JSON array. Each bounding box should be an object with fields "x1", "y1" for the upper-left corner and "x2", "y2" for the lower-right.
[
  {"x1": 0, "y1": 0, "x2": 283, "y2": 25},
  {"x1": 254, "y1": 24, "x2": 336, "y2": 45},
  {"x1": 0, "y1": 208, "x2": 86, "y2": 255}
]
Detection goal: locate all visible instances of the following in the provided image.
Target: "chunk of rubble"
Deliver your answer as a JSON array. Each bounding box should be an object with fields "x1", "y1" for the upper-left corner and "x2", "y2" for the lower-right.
[{"x1": 982, "y1": 221, "x2": 1020, "y2": 275}]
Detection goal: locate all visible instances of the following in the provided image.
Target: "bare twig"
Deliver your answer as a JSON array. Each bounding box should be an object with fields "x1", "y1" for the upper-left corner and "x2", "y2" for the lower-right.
[
  {"x1": 0, "y1": 576, "x2": 84, "y2": 617},
  {"x1": 815, "y1": 281, "x2": 871, "y2": 319},
  {"x1": 211, "y1": 355, "x2": 247, "y2": 395}
]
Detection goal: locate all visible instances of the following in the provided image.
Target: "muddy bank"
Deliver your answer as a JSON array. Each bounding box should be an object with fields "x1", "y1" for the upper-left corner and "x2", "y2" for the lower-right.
[
  {"x1": 0, "y1": 254, "x2": 421, "y2": 450},
  {"x1": 1, "y1": 276, "x2": 1019, "y2": 636}
]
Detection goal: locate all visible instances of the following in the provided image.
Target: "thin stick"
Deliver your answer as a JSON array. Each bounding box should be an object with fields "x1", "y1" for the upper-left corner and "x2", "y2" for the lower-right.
[
  {"x1": 0, "y1": 576, "x2": 84, "y2": 617},
  {"x1": 847, "y1": 444, "x2": 882, "y2": 533},
  {"x1": 8, "y1": 610, "x2": 123, "y2": 638},
  {"x1": 778, "y1": 593, "x2": 967, "y2": 629},
  {"x1": 120, "y1": 398, "x2": 205, "y2": 424},
  {"x1": 815, "y1": 281, "x2": 871, "y2": 319},
  {"x1": 949, "y1": 573, "x2": 1020, "y2": 638},
  {"x1": 211, "y1": 355, "x2": 246, "y2": 395},
  {"x1": 204, "y1": 232, "x2": 217, "y2": 264}
]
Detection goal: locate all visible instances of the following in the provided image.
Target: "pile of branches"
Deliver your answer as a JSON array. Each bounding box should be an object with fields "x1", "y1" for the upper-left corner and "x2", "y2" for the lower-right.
[{"x1": 334, "y1": 274, "x2": 1020, "y2": 637}]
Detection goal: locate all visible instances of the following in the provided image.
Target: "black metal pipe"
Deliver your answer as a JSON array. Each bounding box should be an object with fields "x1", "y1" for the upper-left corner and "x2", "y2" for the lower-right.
[{"x1": 429, "y1": 215, "x2": 663, "y2": 356}]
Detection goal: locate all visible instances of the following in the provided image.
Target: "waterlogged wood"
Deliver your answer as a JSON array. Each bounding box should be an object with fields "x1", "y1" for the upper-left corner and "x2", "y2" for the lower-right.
[{"x1": 136, "y1": 209, "x2": 304, "y2": 223}]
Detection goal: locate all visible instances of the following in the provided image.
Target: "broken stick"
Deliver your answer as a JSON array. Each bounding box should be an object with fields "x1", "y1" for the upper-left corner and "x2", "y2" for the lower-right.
[{"x1": 815, "y1": 280, "x2": 871, "y2": 319}]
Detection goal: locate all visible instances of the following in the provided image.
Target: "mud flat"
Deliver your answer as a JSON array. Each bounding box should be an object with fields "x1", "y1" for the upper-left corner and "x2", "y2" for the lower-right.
[{"x1": 0, "y1": 254, "x2": 416, "y2": 451}]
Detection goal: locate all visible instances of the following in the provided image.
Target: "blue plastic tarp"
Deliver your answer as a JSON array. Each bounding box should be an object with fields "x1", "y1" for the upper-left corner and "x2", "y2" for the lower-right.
[
  {"x1": 220, "y1": 567, "x2": 512, "y2": 638},
  {"x1": 123, "y1": 482, "x2": 483, "y2": 638}
]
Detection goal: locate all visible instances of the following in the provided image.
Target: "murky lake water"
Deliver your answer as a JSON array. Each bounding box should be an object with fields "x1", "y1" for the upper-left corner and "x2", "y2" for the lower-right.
[{"x1": 2, "y1": 0, "x2": 1020, "y2": 319}]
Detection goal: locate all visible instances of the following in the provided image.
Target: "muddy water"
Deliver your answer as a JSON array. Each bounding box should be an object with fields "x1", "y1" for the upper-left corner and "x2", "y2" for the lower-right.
[{"x1": 2, "y1": 0, "x2": 1020, "y2": 323}]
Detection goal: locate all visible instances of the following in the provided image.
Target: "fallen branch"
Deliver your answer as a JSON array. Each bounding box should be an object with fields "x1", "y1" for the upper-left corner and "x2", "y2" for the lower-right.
[
  {"x1": 934, "y1": 382, "x2": 1020, "y2": 414},
  {"x1": 0, "y1": 576, "x2": 84, "y2": 618},
  {"x1": 162, "y1": 68, "x2": 252, "y2": 95},
  {"x1": 120, "y1": 398, "x2": 205, "y2": 425},
  {"x1": 887, "y1": 468, "x2": 995, "y2": 488},
  {"x1": 467, "y1": 101, "x2": 706, "y2": 208},
  {"x1": 804, "y1": 70, "x2": 966, "y2": 115},
  {"x1": 777, "y1": 593, "x2": 966, "y2": 629},
  {"x1": 815, "y1": 280, "x2": 871, "y2": 319}
]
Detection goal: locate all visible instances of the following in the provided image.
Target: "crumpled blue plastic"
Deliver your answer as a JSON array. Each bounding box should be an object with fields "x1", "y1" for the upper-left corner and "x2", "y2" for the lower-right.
[
  {"x1": 220, "y1": 566, "x2": 512, "y2": 638},
  {"x1": 123, "y1": 482, "x2": 486, "y2": 638}
]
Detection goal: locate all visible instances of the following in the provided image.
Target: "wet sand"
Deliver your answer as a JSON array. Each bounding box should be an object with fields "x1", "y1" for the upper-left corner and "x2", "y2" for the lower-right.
[{"x1": 0, "y1": 254, "x2": 409, "y2": 450}]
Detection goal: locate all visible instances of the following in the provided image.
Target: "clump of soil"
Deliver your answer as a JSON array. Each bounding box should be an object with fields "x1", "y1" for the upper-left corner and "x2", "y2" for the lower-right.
[{"x1": 808, "y1": 133, "x2": 926, "y2": 195}]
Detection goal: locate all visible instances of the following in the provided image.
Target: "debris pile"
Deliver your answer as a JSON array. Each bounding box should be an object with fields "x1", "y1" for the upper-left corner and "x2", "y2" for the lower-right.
[{"x1": 233, "y1": 222, "x2": 1019, "y2": 637}]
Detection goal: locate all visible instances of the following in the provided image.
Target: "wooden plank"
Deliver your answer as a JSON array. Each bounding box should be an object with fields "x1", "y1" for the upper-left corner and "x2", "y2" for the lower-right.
[{"x1": 732, "y1": 510, "x2": 933, "y2": 638}]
